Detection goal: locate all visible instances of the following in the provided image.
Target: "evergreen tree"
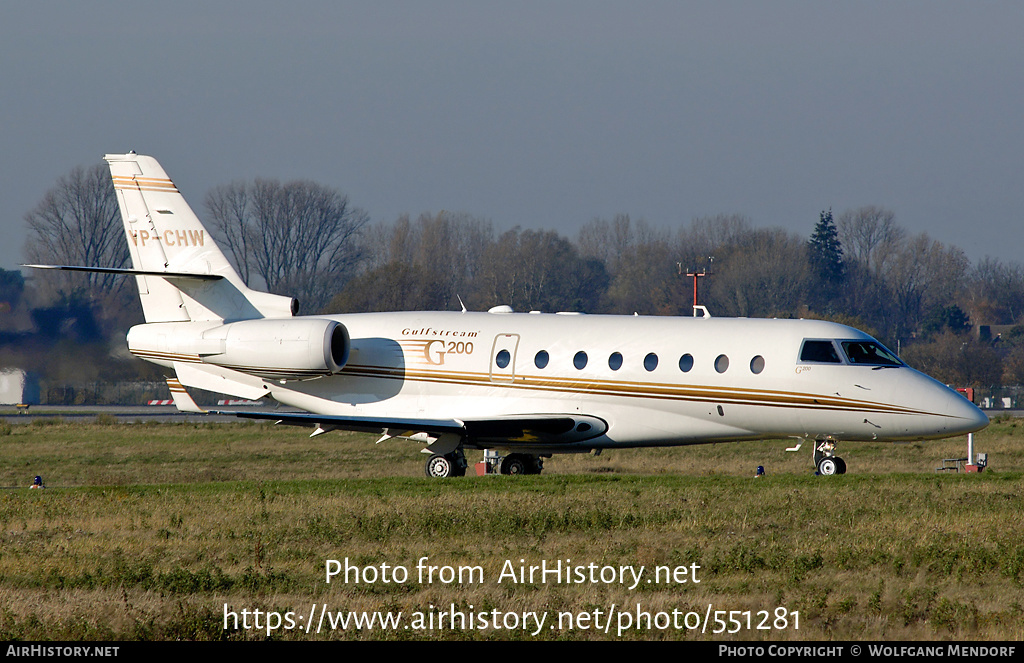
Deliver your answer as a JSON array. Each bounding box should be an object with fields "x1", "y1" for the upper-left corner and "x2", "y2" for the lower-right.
[
  {"x1": 920, "y1": 304, "x2": 972, "y2": 338},
  {"x1": 808, "y1": 208, "x2": 845, "y2": 283},
  {"x1": 807, "y1": 208, "x2": 846, "y2": 314}
]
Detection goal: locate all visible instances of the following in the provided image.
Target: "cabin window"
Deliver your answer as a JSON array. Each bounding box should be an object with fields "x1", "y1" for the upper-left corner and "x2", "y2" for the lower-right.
[
  {"x1": 799, "y1": 340, "x2": 841, "y2": 363},
  {"x1": 534, "y1": 350, "x2": 549, "y2": 369},
  {"x1": 644, "y1": 353, "x2": 658, "y2": 372},
  {"x1": 715, "y1": 354, "x2": 730, "y2": 373},
  {"x1": 495, "y1": 349, "x2": 511, "y2": 369},
  {"x1": 608, "y1": 352, "x2": 623, "y2": 371},
  {"x1": 678, "y1": 354, "x2": 694, "y2": 372},
  {"x1": 574, "y1": 351, "x2": 588, "y2": 370},
  {"x1": 841, "y1": 341, "x2": 902, "y2": 367},
  {"x1": 750, "y1": 355, "x2": 765, "y2": 374}
]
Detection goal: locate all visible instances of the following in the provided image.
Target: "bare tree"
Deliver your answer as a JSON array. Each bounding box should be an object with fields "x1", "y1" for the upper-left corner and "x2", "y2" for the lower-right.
[
  {"x1": 601, "y1": 236, "x2": 680, "y2": 315},
  {"x1": 680, "y1": 213, "x2": 752, "y2": 260},
  {"x1": 577, "y1": 214, "x2": 668, "y2": 279},
  {"x1": 204, "y1": 181, "x2": 254, "y2": 284},
  {"x1": 964, "y1": 258, "x2": 1024, "y2": 325},
  {"x1": 879, "y1": 233, "x2": 970, "y2": 343},
  {"x1": 473, "y1": 228, "x2": 607, "y2": 312},
  {"x1": 577, "y1": 214, "x2": 632, "y2": 273},
  {"x1": 24, "y1": 164, "x2": 128, "y2": 301},
  {"x1": 837, "y1": 206, "x2": 904, "y2": 274},
  {"x1": 326, "y1": 261, "x2": 449, "y2": 313},
  {"x1": 205, "y1": 179, "x2": 369, "y2": 313},
  {"x1": 900, "y1": 331, "x2": 1002, "y2": 388},
  {"x1": 707, "y1": 228, "x2": 812, "y2": 318},
  {"x1": 341, "y1": 212, "x2": 494, "y2": 312}
]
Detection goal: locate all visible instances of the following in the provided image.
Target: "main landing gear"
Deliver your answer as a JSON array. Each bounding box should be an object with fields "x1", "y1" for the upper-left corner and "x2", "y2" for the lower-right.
[
  {"x1": 496, "y1": 453, "x2": 543, "y2": 476},
  {"x1": 423, "y1": 449, "x2": 545, "y2": 477},
  {"x1": 813, "y1": 439, "x2": 847, "y2": 476},
  {"x1": 424, "y1": 449, "x2": 468, "y2": 478}
]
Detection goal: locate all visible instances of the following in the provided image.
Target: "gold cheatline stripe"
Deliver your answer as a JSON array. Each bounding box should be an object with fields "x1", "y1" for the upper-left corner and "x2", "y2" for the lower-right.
[
  {"x1": 344, "y1": 362, "x2": 868, "y2": 407},
  {"x1": 112, "y1": 176, "x2": 179, "y2": 192},
  {"x1": 339, "y1": 363, "x2": 937, "y2": 417},
  {"x1": 360, "y1": 358, "x2": 854, "y2": 402},
  {"x1": 132, "y1": 349, "x2": 201, "y2": 363},
  {"x1": 114, "y1": 186, "x2": 181, "y2": 193},
  {"x1": 135, "y1": 350, "x2": 329, "y2": 378}
]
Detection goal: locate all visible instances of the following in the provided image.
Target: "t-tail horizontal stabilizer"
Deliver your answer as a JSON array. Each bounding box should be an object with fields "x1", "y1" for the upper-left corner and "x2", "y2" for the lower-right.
[{"x1": 22, "y1": 264, "x2": 222, "y2": 281}]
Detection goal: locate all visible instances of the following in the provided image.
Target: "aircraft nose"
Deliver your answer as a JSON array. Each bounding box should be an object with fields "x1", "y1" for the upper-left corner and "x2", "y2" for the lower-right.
[
  {"x1": 937, "y1": 383, "x2": 991, "y2": 436},
  {"x1": 942, "y1": 388, "x2": 989, "y2": 435},
  {"x1": 895, "y1": 369, "x2": 990, "y2": 438}
]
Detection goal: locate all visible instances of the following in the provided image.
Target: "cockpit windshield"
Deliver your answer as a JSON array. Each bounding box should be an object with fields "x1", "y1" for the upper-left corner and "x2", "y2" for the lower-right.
[
  {"x1": 799, "y1": 340, "x2": 842, "y2": 363},
  {"x1": 840, "y1": 341, "x2": 902, "y2": 367}
]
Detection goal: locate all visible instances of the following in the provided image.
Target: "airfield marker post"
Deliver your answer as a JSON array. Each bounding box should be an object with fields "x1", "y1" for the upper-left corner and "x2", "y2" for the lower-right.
[{"x1": 964, "y1": 433, "x2": 986, "y2": 472}]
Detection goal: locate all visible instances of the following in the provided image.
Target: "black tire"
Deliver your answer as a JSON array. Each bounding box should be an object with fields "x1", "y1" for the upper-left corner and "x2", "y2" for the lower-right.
[
  {"x1": 500, "y1": 454, "x2": 528, "y2": 475},
  {"x1": 835, "y1": 457, "x2": 847, "y2": 475},
  {"x1": 425, "y1": 454, "x2": 455, "y2": 478},
  {"x1": 817, "y1": 457, "x2": 838, "y2": 476}
]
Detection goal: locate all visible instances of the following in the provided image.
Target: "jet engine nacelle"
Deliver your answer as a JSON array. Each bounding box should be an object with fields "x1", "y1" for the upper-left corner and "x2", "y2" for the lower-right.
[
  {"x1": 201, "y1": 318, "x2": 350, "y2": 380},
  {"x1": 127, "y1": 317, "x2": 350, "y2": 380}
]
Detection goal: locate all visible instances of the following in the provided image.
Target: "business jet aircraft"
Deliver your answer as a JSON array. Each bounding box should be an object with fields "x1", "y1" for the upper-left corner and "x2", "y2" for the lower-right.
[{"x1": 29, "y1": 153, "x2": 989, "y2": 477}]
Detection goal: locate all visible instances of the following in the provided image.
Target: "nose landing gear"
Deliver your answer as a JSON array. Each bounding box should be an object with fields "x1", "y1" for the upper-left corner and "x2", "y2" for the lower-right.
[{"x1": 814, "y1": 439, "x2": 847, "y2": 475}]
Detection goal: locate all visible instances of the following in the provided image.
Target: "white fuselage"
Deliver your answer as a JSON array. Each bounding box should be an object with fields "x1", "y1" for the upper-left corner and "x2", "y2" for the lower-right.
[{"x1": 133, "y1": 310, "x2": 987, "y2": 453}]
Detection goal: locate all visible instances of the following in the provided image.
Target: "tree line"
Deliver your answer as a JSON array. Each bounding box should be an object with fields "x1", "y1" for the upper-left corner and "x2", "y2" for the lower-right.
[{"x1": 8, "y1": 163, "x2": 1024, "y2": 389}]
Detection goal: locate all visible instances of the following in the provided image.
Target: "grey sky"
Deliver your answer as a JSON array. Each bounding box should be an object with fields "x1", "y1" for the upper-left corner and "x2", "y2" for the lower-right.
[{"x1": 2, "y1": 2, "x2": 1022, "y2": 272}]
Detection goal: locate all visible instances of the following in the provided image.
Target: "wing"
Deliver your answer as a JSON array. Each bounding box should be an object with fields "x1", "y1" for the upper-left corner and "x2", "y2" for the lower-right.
[
  {"x1": 216, "y1": 410, "x2": 608, "y2": 452},
  {"x1": 224, "y1": 410, "x2": 465, "y2": 437}
]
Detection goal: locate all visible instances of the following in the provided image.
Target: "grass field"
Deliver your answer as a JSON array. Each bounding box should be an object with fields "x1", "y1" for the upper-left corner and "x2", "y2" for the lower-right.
[{"x1": 0, "y1": 416, "x2": 1022, "y2": 641}]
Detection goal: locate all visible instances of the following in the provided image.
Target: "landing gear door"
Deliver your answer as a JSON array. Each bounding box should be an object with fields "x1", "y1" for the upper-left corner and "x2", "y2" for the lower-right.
[{"x1": 489, "y1": 333, "x2": 520, "y2": 384}]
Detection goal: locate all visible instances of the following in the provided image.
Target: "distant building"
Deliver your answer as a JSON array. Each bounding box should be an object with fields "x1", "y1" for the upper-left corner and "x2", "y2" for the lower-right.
[{"x1": 976, "y1": 324, "x2": 1017, "y2": 343}]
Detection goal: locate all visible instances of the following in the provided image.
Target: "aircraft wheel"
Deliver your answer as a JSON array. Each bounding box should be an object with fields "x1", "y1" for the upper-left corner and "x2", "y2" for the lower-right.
[
  {"x1": 425, "y1": 454, "x2": 452, "y2": 477},
  {"x1": 835, "y1": 457, "x2": 847, "y2": 475},
  {"x1": 816, "y1": 457, "x2": 839, "y2": 476},
  {"x1": 500, "y1": 454, "x2": 529, "y2": 475},
  {"x1": 425, "y1": 454, "x2": 464, "y2": 478}
]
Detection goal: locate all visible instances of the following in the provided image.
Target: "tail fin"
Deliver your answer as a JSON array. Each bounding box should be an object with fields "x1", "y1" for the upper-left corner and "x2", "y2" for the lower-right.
[{"x1": 104, "y1": 152, "x2": 295, "y2": 323}]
